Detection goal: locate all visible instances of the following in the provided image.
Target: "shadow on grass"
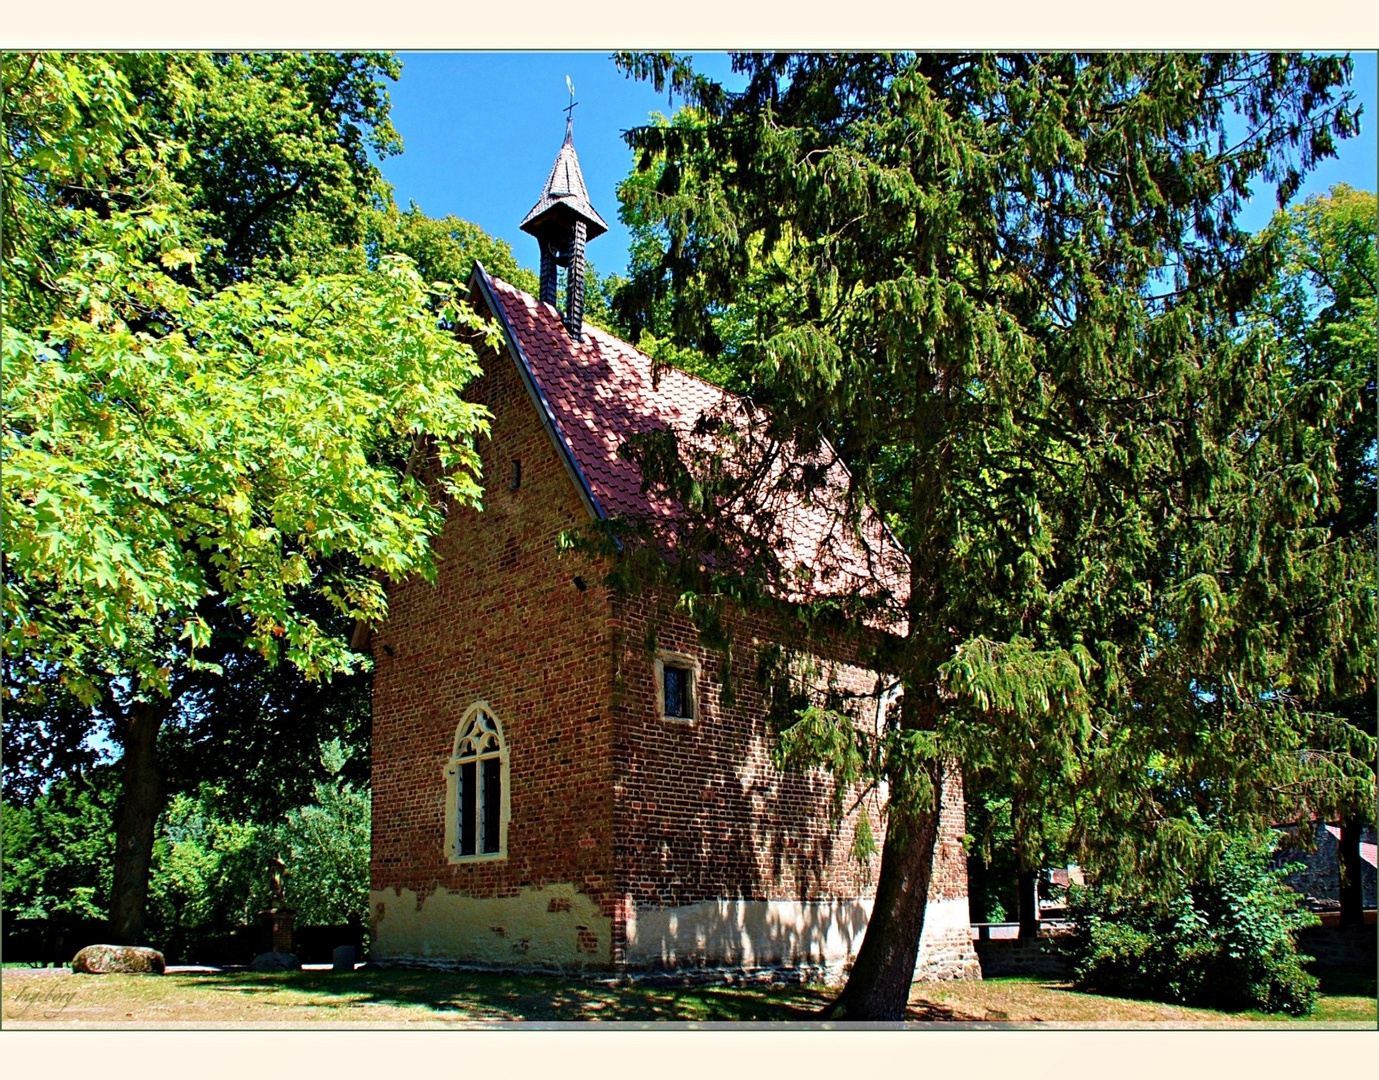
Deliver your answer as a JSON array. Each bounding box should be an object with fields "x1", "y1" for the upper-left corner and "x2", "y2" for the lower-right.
[
  {"x1": 1027, "y1": 967, "x2": 1376, "y2": 1023},
  {"x1": 178, "y1": 968, "x2": 833, "y2": 1022}
]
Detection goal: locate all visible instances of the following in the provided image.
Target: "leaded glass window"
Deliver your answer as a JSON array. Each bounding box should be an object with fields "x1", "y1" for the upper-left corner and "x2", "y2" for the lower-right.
[{"x1": 445, "y1": 704, "x2": 508, "y2": 861}]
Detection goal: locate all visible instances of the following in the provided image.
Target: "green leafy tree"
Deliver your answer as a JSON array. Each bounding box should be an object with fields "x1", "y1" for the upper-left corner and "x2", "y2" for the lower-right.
[
  {"x1": 3, "y1": 53, "x2": 492, "y2": 944},
  {"x1": 1, "y1": 766, "x2": 120, "y2": 925},
  {"x1": 370, "y1": 202, "x2": 539, "y2": 295},
  {"x1": 147, "y1": 741, "x2": 370, "y2": 951},
  {"x1": 609, "y1": 51, "x2": 1374, "y2": 1018},
  {"x1": 147, "y1": 785, "x2": 267, "y2": 950}
]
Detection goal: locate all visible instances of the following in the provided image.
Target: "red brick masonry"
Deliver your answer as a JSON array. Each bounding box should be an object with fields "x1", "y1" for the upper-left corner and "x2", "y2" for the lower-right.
[{"x1": 368, "y1": 270, "x2": 977, "y2": 980}]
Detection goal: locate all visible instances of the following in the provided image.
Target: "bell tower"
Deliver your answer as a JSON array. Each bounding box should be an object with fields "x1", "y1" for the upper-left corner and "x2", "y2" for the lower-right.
[{"x1": 519, "y1": 106, "x2": 607, "y2": 342}]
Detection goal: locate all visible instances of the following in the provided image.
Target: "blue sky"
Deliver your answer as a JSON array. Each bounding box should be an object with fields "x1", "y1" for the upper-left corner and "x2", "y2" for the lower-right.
[
  {"x1": 379, "y1": 52, "x2": 1378, "y2": 280},
  {"x1": 377, "y1": 52, "x2": 741, "y2": 279}
]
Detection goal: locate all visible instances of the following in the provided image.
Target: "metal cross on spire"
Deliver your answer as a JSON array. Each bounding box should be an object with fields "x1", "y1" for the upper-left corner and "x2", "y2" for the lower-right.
[{"x1": 563, "y1": 75, "x2": 578, "y2": 125}]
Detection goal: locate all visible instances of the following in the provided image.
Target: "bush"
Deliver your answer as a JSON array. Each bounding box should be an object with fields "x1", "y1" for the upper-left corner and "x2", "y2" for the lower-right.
[
  {"x1": 273, "y1": 740, "x2": 371, "y2": 926},
  {"x1": 1067, "y1": 830, "x2": 1321, "y2": 1015}
]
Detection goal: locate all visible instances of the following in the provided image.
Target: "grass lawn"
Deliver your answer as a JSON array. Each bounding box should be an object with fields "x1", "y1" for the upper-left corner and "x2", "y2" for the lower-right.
[{"x1": 2, "y1": 966, "x2": 1374, "y2": 1027}]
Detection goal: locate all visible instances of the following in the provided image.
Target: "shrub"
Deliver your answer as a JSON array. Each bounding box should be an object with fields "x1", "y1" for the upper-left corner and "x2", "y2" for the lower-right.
[
  {"x1": 273, "y1": 741, "x2": 371, "y2": 926},
  {"x1": 1067, "y1": 830, "x2": 1321, "y2": 1015}
]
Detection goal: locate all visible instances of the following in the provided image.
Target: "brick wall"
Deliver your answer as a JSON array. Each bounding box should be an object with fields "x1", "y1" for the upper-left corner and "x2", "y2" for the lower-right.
[
  {"x1": 611, "y1": 594, "x2": 883, "y2": 910},
  {"x1": 609, "y1": 594, "x2": 976, "y2": 978},
  {"x1": 370, "y1": 333, "x2": 619, "y2": 967},
  {"x1": 371, "y1": 324, "x2": 977, "y2": 979}
]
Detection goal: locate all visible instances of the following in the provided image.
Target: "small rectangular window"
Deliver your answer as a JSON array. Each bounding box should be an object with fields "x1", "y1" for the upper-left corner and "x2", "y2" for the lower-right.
[{"x1": 663, "y1": 665, "x2": 691, "y2": 719}]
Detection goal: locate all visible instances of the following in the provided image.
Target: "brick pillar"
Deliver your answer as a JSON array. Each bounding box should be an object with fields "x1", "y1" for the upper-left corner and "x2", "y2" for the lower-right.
[
  {"x1": 914, "y1": 761, "x2": 982, "y2": 981},
  {"x1": 263, "y1": 909, "x2": 296, "y2": 955}
]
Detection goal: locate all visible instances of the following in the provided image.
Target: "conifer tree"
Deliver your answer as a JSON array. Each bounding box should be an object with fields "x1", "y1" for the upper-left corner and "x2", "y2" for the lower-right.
[{"x1": 611, "y1": 52, "x2": 1374, "y2": 1019}]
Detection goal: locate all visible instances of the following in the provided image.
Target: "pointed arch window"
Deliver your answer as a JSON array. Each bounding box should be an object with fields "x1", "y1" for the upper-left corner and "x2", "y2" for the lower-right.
[{"x1": 444, "y1": 703, "x2": 510, "y2": 862}]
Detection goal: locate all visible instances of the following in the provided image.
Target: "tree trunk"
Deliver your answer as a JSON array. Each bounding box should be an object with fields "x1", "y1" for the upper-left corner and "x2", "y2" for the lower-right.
[
  {"x1": 1338, "y1": 817, "x2": 1363, "y2": 928},
  {"x1": 1017, "y1": 867, "x2": 1040, "y2": 940},
  {"x1": 822, "y1": 761, "x2": 942, "y2": 1021},
  {"x1": 110, "y1": 696, "x2": 169, "y2": 945}
]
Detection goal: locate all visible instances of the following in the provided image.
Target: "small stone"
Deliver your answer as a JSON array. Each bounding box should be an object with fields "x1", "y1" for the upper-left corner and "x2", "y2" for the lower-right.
[
  {"x1": 71, "y1": 944, "x2": 165, "y2": 975},
  {"x1": 251, "y1": 951, "x2": 301, "y2": 972},
  {"x1": 332, "y1": 945, "x2": 356, "y2": 972}
]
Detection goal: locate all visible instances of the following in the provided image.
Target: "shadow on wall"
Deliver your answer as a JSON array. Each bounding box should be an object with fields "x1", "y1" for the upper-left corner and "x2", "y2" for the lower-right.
[
  {"x1": 626, "y1": 897, "x2": 874, "y2": 969},
  {"x1": 613, "y1": 663, "x2": 877, "y2": 916}
]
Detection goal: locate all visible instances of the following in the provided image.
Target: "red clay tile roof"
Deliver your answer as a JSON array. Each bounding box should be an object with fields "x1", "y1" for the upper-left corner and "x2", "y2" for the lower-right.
[{"x1": 475, "y1": 267, "x2": 910, "y2": 624}]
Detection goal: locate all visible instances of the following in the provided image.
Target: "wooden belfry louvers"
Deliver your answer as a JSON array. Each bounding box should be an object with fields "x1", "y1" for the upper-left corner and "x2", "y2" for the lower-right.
[{"x1": 519, "y1": 116, "x2": 608, "y2": 342}]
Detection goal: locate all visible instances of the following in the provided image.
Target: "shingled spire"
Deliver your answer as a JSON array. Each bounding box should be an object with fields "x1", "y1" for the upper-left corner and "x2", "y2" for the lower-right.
[{"x1": 520, "y1": 110, "x2": 607, "y2": 342}]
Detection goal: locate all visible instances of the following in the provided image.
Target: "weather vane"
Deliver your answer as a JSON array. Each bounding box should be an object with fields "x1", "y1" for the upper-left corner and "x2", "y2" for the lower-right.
[{"x1": 564, "y1": 75, "x2": 578, "y2": 123}]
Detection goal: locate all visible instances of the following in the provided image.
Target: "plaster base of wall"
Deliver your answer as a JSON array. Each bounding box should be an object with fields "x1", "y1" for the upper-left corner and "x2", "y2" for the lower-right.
[
  {"x1": 370, "y1": 884, "x2": 611, "y2": 970},
  {"x1": 624, "y1": 896, "x2": 980, "y2": 982},
  {"x1": 625, "y1": 898, "x2": 870, "y2": 972},
  {"x1": 371, "y1": 887, "x2": 979, "y2": 983}
]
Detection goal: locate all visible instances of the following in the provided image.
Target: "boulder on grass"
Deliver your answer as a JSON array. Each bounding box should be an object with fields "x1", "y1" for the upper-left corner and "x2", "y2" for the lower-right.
[
  {"x1": 251, "y1": 951, "x2": 301, "y2": 972},
  {"x1": 71, "y1": 944, "x2": 165, "y2": 975}
]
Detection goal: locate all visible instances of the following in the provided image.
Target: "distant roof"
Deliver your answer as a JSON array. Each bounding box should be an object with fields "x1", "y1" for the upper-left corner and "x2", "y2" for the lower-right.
[
  {"x1": 518, "y1": 118, "x2": 608, "y2": 242},
  {"x1": 472, "y1": 265, "x2": 909, "y2": 625}
]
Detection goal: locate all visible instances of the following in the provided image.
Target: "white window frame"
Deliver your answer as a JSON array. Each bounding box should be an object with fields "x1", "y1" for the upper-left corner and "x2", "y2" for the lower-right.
[
  {"x1": 443, "y1": 701, "x2": 511, "y2": 863},
  {"x1": 654, "y1": 650, "x2": 701, "y2": 723}
]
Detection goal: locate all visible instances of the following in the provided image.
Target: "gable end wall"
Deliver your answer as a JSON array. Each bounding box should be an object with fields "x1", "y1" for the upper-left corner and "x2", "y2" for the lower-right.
[{"x1": 369, "y1": 328, "x2": 617, "y2": 970}]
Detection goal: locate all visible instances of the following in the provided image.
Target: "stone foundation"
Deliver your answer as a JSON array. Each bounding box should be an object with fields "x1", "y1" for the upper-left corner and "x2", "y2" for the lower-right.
[{"x1": 915, "y1": 897, "x2": 983, "y2": 980}]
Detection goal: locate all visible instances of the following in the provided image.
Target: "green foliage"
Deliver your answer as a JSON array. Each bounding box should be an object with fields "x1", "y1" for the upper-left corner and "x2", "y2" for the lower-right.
[
  {"x1": 146, "y1": 739, "x2": 370, "y2": 939},
  {"x1": 611, "y1": 51, "x2": 1375, "y2": 896},
  {"x1": 610, "y1": 109, "x2": 751, "y2": 389},
  {"x1": 964, "y1": 792, "x2": 1018, "y2": 923},
  {"x1": 148, "y1": 786, "x2": 267, "y2": 935},
  {"x1": 4, "y1": 743, "x2": 371, "y2": 950},
  {"x1": 1, "y1": 767, "x2": 120, "y2": 922},
  {"x1": 142, "y1": 53, "x2": 404, "y2": 286},
  {"x1": 271, "y1": 740, "x2": 371, "y2": 925},
  {"x1": 4, "y1": 52, "x2": 492, "y2": 702},
  {"x1": 1067, "y1": 826, "x2": 1322, "y2": 1015},
  {"x1": 1254, "y1": 184, "x2": 1376, "y2": 542},
  {"x1": 4, "y1": 250, "x2": 491, "y2": 700},
  {"x1": 370, "y1": 202, "x2": 539, "y2": 295}
]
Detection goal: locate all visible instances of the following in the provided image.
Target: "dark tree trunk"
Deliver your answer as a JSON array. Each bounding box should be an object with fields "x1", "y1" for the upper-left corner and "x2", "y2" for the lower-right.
[
  {"x1": 1338, "y1": 817, "x2": 1364, "y2": 928},
  {"x1": 110, "y1": 696, "x2": 170, "y2": 945},
  {"x1": 1017, "y1": 867, "x2": 1040, "y2": 940},
  {"x1": 821, "y1": 761, "x2": 942, "y2": 1021}
]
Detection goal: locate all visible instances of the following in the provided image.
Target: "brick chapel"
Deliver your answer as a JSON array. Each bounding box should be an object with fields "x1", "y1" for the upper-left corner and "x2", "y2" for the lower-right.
[{"x1": 367, "y1": 118, "x2": 980, "y2": 981}]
